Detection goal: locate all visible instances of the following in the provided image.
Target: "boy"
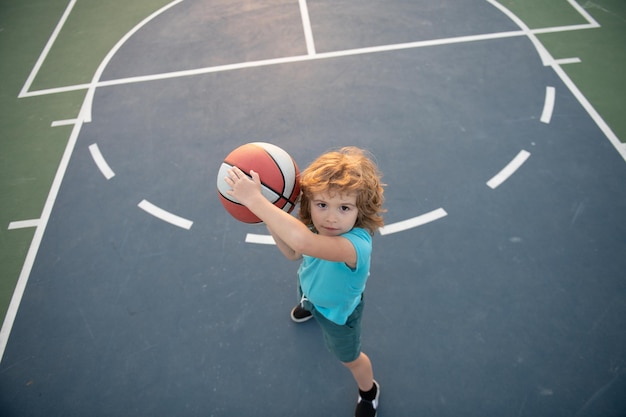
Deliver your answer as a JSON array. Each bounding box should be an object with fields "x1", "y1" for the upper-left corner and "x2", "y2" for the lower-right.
[{"x1": 225, "y1": 146, "x2": 385, "y2": 417}]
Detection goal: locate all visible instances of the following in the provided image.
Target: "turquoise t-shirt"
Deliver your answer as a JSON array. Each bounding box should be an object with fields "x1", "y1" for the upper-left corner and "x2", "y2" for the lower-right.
[{"x1": 298, "y1": 227, "x2": 372, "y2": 325}]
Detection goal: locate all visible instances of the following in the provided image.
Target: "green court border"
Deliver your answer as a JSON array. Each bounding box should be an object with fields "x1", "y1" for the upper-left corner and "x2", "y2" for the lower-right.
[{"x1": 1, "y1": 0, "x2": 624, "y2": 336}]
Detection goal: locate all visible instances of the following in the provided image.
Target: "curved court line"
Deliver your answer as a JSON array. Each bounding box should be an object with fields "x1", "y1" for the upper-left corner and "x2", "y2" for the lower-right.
[
  {"x1": 487, "y1": 150, "x2": 531, "y2": 189},
  {"x1": 244, "y1": 208, "x2": 449, "y2": 244},
  {"x1": 487, "y1": 0, "x2": 553, "y2": 66},
  {"x1": 138, "y1": 200, "x2": 193, "y2": 230},
  {"x1": 3, "y1": 1, "x2": 185, "y2": 359},
  {"x1": 82, "y1": 0, "x2": 184, "y2": 122},
  {"x1": 488, "y1": 1, "x2": 624, "y2": 162},
  {"x1": 93, "y1": 31, "x2": 528, "y2": 90},
  {"x1": 541, "y1": 86, "x2": 556, "y2": 124},
  {"x1": 379, "y1": 208, "x2": 448, "y2": 236},
  {"x1": 22, "y1": 23, "x2": 594, "y2": 100},
  {"x1": 21, "y1": 0, "x2": 600, "y2": 100},
  {"x1": 88, "y1": 144, "x2": 115, "y2": 180},
  {"x1": 2, "y1": 0, "x2": 617, "y2": 363}
]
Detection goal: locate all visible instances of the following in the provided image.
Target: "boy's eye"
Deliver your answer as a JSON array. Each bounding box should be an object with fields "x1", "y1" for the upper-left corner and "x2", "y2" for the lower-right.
[
  {"x1": 341, "y1": 206, "x2": 351, "y2": 212},
  {"x1": 317, "y1": 203, "x2": 327, "y2": 209}
]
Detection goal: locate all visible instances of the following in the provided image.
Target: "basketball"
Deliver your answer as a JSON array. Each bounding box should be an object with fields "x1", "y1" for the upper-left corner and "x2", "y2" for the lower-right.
[{"x1": 217, "y1": 142, "x2": 300, "y2": 223}]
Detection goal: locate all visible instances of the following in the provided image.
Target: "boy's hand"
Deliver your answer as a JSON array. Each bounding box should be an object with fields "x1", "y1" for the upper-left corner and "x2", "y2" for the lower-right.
[{"x1": 224, "y1": 167, "x2": 263, "y2": 207}]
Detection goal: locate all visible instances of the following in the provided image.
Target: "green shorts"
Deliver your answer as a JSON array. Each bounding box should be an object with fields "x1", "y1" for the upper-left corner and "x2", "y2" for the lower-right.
[{"x1": 301, "y1": 295, "x2": 364, "y2": 363}]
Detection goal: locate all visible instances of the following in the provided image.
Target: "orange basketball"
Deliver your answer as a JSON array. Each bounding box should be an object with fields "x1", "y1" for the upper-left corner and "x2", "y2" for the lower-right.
[{"x1": 217, "y1": 142, "x2": 300, "y2": 223}]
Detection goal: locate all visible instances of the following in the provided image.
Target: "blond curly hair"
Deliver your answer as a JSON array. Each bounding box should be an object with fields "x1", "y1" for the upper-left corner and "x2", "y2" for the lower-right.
[{"x1": 298, "y1": 147, "x2": 385, "y2": 235}]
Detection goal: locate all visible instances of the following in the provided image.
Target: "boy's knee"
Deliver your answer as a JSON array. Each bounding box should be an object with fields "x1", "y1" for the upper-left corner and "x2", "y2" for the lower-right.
[{"x1": 342, "y1": 352, "x2": 365, "y2": 368}]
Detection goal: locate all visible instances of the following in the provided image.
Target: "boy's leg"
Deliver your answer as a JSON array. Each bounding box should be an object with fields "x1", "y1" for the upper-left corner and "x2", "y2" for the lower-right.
[
  {"x1": 342, "y1": 352, "x2": 374, "y2": 391},
  {"x1": 345, "y1": 353, "x2": 379, "y2": 417}
]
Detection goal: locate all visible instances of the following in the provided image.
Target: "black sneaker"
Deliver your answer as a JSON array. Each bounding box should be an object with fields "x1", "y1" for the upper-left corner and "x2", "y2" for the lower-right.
[
  {"x1": 290, "y1": 304, "x2": 313, "y2": 323},
  {"x1": 355, "y1": 380, "x2": 380, "y2": 417}
]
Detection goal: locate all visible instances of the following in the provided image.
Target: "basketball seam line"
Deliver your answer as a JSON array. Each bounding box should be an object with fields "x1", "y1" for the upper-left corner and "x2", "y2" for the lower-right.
[{"x1": 222, "y1": 159, "x2": 298, "y2": 205}]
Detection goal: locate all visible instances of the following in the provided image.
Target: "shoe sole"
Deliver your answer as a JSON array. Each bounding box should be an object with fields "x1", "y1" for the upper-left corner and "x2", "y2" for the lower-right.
[{"x1": 290, "y1": 306, "x2": 313, "y2": 323}]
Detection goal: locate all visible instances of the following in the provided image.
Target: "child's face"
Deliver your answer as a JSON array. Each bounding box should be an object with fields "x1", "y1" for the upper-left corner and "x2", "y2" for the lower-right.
[{"x1": 309, "y1": 190, "x2": 359, "y2": 237}]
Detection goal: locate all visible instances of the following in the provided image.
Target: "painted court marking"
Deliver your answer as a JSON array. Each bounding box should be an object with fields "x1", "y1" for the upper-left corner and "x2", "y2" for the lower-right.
[
  {"x1": 246, "y1": 234, "x2": 276, "y2": 245},
  {"x1": 88, "y1": 144, "x2": 115, "y2": 180},
  {"x1": 245, "y1": 208, "x2": 449, "y2": 244},
  {"x1": 51, "y1": 119, "x2": 78, "y2": 127},
  {"x1": 554, "y1": 57, "x2": 581, "y2": 65},
  {"x1": 138, "y1": 199, "x2": 193, "y2": 230},
  {"x1": 18, "y1": 0, "x2": 78, "y2": 98},
  {"x1": 8, "y1": 219, "x2": 41, "y2": 230},
  {"x1": 3, "y1": 0, "x2": 621, "y2": 362},
  {"x1": 298, "y1": 0, "x2": 316, "y2": 55},
  {"x1": 487, "y1": 150, "x2": 531, "y2": 189},
  {"x1": 379, "y1": 208, "x2": 449, "y2": 236},
  {"x1": 541, "y1": 86, "x2": 556, "y2": 124}
]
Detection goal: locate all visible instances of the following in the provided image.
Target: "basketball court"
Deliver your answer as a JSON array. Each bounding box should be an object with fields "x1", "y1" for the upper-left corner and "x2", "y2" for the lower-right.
[{"x1": 1, "y1": 1, "x2": 625, "y2": 416}]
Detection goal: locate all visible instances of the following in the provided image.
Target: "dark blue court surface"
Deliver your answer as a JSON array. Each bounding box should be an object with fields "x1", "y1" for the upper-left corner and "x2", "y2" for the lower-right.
[{"x1": 1, "y1": 1, "x2": 625, "y2": 416}]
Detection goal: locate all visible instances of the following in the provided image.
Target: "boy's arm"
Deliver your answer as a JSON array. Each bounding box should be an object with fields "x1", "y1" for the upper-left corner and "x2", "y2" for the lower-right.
[
  {"x1": 267, "y1": 225, "x2": 302, "y2": 261},
  {"x1": 225, "y1": 167, "x2": 356, "y2": 266}
]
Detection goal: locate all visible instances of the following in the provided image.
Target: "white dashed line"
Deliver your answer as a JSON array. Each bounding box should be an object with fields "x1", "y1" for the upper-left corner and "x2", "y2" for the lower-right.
[
  {"x1": 89, "y1": 144, "x2": 115, "y2": 180},
  {"x1": 245, "y1": 234, "x2": 276, "y2": 245},
  {"x1": 138, "y1": 199, "x2": 193, "y2": 230},
  {"x1": 379, "y1": 208, "x2": 448, "y2": 236},
  {"x1": 244, "y1": 208, "x2": 449, "y2": 243},
  {"x1": 487, "y1": 150, "x2": 531, "y2": 189},
  {"x1": 541, "y1": 86, "x2": 556, "y2": 124}
]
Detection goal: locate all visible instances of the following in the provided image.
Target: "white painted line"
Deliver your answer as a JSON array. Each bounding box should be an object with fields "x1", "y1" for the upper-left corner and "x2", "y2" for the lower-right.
[
  {"x1": 541, "y1": 86, "x2": 556, "y2": 124},
  {"x1": 86, "y1": 31, "x2": 515, "y2": 89},
  {"x1": 20, "y1": 24, "x2": 599, "y2": 100},
  {"x1": 246, "y1": 209, "x2": 449, "y2": 241},
  {"x1": 19, "y1": 0, "x2": 77, "y2": 98},
  {"x1": 487, "y1": 0, "x2": 553, "y2": 66},
  {"x1": 245, "y1": 234, "x2": 276, "y2": 245},
  {"x1": 550, "y1": 61, "x2": 626, "y2": 161},
  {"x1": 379, "y1": 208, "x2": 448, "y2": 236},
  {"x1": 138, "y1": 200, "x2": 193, "y2": 230},
  {"x1": 487, "y1": 150, "x2": 531, "y2": 189},
  {"x1": 0, "y1": 113, "x2": 86, "y2": 362},
  {"x1": 298, "y1": 0, "x2": 316, "y2": 55},
  {"x1": 566, "y1": 0, "x2": 600, "y2": 27},
  {"x1": 51, "y1": 118, "x2": 78, "y2": 127},
  {"x1": 554, "y1": 57, "x2": 581, "y2": 65},
  {"x1": 19, "y1": 31, "x2": 525, "y2": 98},
  {"x1": 531, "y1": 23, "x2": 598, "y2": 35},
  {"x1": 1, "y1": 0, "x2": 190, "y2": 363},
  {"x1": 82, "y1": 0, "x2": 185, "y2": 122},
  {"x1": 19, "y1": 83, "x2": 92, "y2": 98},
  {"x1": 18, "y1": 1, "x2": 602, "y2": 101},
  {"x1": 8, "y1": 219, "x2": 40, "y2": 230},
  {"x1": 21, "y1": 31, "x2": 526, "y2": 99},
  {"x1": 88, "y1": 144, "x2": 115, "y2": 180}
]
